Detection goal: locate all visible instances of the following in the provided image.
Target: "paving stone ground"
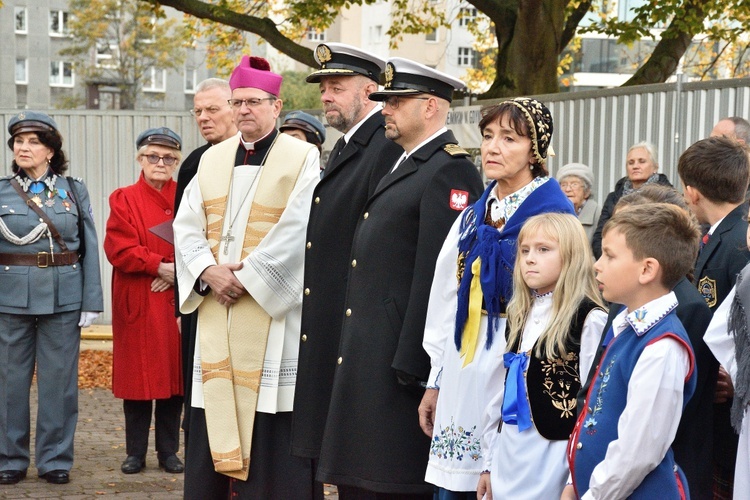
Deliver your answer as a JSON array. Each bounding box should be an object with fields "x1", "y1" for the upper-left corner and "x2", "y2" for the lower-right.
[{"x1": 0, "y1": 339, "x2": 338, "y2": 499}]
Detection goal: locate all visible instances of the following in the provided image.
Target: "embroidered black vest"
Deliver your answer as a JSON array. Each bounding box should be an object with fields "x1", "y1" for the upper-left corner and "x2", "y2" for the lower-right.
[{"x1": 505, "y1": 299, "x2": 602, "y2": 440}]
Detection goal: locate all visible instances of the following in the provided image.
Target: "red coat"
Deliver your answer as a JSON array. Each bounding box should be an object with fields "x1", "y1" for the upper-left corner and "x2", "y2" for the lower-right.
[{"x1": 104, "y1": 174, "x2": 182, "y2": 400}]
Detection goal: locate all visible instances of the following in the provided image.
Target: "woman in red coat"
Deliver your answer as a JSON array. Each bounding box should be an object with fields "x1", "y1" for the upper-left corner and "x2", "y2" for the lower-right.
[{"x1": 104, "y1": 127, "x2": 184, "y2": 475}]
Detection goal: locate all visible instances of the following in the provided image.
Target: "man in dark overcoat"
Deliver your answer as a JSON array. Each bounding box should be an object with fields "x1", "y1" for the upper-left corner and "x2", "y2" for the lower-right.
[
  {"x1": 290, "y1": 43, "x2": 403, "y2": 489},
  {"x1": 173, "y1": 78, "x2": 236, "y2": 450},
  {"x1": 316, "y1": 58, "x2": 484, "y2": 498}
]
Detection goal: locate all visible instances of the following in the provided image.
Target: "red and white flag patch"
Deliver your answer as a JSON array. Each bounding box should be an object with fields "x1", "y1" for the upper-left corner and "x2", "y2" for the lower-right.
[{"x1": 449, "y1": 189, "x2": 469, "y2": 211}]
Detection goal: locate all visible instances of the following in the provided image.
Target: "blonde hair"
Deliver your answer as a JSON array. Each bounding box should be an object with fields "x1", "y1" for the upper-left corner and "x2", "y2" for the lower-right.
[{"x1": 506, "y1": 213, "x2": 605, "y2": 359}]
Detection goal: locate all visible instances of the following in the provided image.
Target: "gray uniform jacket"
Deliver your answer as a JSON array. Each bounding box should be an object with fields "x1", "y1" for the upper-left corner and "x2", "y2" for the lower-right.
[{"x1": 0, "y1": 175, "x2": 103, "y2": 315}]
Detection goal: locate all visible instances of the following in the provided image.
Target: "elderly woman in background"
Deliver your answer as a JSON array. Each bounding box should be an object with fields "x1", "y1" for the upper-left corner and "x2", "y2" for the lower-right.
[
  {"x1": 279, "y1": 110, "x2": 326, "y2": 155},
  {"x1": 556, "y1": 162, "x2": 601, "y2": 242},
  {"x1": 0, "y1": 111, "x2": 103, "y2": 485},
  {"x1": 591, "y1": 140, "x2": 671, "y2": 258},
  {"x1": 104, "y1": 128, "x2": 184, "y2": 476}
]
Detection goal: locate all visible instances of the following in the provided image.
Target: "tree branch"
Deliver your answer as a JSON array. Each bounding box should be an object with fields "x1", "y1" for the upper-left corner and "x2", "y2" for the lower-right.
[
  {"x1": 144, "y1": 0, "x2": 315, "y2": 67},
  {"x1": 560, "y1": 1, "x2": 591, "y2": 52},
  {"x1": 623, "y1": 0, "x2": 709, "y2": 86}
]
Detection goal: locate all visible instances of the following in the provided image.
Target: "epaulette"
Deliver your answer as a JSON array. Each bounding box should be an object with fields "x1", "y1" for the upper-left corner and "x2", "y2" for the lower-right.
[{"x1": 443, "y1": 144, "x2": 470, "y2": 157}]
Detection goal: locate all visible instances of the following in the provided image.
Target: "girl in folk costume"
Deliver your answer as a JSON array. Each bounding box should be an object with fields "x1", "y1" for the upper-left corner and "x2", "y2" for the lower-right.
[
  {"x1": 420, "y1": 98, "x2": 575, "y2": 498},
  {"x1": 477, "y1": 213, "x2": 607, "y2": 499}
]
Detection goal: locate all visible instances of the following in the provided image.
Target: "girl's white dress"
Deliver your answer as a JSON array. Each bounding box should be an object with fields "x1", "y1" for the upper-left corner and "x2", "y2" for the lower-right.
[{"x1": 482, "y1": 292, "x2": 605, "y2": 498}]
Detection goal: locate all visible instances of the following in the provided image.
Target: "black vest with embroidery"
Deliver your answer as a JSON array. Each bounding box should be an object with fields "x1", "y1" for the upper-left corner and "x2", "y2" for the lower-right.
[{"x1": 505, "y1": 299, "x2": 602, "y2": 440}]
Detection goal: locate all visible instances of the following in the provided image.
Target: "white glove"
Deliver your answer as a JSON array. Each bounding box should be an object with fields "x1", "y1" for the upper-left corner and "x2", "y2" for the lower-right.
[{"x1": 78, "y1": 311, "x2": 99, "y2": 328}]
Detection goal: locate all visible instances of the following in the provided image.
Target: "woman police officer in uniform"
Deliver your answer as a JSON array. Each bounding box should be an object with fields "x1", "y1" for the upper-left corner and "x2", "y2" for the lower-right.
[{"x1": 0, "y1": 111, "x2": 103, "y2": 485}]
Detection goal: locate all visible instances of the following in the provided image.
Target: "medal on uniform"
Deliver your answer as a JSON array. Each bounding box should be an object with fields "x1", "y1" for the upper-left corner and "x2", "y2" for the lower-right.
[
  {"x1": 44, "y1": 189, "x2": 55, "y2": 207},
  {"x1": 58, "y1": 188, "x2": 70, "y2": 211},
  {"x1": 29, "y1": 181, "x2": 44, "y2": 207},
  {"x1": 29, "y1": 181, "x2": 45, "y2": 194}
]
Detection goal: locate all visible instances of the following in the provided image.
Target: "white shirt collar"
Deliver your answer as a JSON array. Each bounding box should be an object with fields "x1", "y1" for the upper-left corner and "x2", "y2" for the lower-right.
[
  {"x1": 391, "y1": 126, "x2": 448, "y2": 172},
  {"x1": 343, "y1": 105, "x2": 383, "y2": 144},
  {"x1": 707, "y1": 215, "x2": 725, "y2": 236},
  {"x1": 239, "y1": 129, "x2": 272, "y2": 150},
  {"x1": 612, "y1": 291, "x2": 678, "y2": 337}
]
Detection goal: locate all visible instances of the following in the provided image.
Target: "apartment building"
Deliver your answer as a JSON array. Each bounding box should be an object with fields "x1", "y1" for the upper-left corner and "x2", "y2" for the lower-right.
[{"x1": 0, "y1": 0, "x2": 214, "y2": 110}]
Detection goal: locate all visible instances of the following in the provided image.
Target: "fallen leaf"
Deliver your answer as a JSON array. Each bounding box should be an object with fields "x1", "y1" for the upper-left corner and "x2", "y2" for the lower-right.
[{"x1": 78, "y1": 350, "x2": 113, "y2": 389}]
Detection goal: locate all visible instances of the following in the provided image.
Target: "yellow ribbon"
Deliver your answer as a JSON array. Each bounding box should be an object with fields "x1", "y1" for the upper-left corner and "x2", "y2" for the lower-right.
[{"x1": 459, "y1": 257, "x2": 483, "y2": 367}]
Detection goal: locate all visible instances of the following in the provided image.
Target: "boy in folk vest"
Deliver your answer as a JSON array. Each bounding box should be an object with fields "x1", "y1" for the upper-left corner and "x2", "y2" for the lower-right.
[{"x1": 564, "y1": 203, "x2": 699, "y2": 499}]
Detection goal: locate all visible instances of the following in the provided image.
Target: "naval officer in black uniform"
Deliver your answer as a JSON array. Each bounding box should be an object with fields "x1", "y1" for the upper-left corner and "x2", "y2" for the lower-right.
[
  {"x1": 316, "y1": 58, "x2": 484, "y2": 498},
  {"x1": 290, "y1": 43, "x2": 402, "y2": 494}
]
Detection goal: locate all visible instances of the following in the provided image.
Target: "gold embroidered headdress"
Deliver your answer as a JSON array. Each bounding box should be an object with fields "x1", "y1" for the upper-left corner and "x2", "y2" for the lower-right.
[{"x1": 482, "y1": 97, "x2": 554, "y2": 166}]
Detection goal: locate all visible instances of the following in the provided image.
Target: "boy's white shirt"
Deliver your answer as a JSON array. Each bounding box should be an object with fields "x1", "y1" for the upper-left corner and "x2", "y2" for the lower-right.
[{"x1": 581, "y1": 291, "x2": 690, "y2": 499}]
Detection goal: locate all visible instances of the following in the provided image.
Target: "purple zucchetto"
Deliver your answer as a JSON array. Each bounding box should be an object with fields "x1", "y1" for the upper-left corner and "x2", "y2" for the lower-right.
[{"x1": 229, "y1": 56, "x2": 283, "y2": 96}]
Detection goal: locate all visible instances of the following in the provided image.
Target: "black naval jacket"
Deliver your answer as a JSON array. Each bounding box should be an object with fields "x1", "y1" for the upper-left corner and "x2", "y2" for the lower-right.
[
  {"x1": 316, "y1": 129, "x2": 484, "y2": 494},
  {"x1": 291, "y1": 112, "x2": 402, "y2": 459}
]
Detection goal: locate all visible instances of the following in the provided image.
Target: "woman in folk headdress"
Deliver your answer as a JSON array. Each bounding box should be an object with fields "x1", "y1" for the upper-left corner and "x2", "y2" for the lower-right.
[{"x1": 419, "y1": 98, "x2": 589, "y2": 498}]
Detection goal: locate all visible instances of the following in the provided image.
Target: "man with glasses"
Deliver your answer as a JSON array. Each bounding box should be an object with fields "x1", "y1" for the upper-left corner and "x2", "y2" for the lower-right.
[
  {"x1": 176, "y1": 78, "x2": 237, "y2": 211},
  {"x1": 175, "y1": 78, "x2": 238, "y2": 451},
  {"x1": 290, "y1": 44, "x2": 402, "y2": 496},
  {"x1": 173, "y1": 56, "x2": 320, "y2": 498},
  {"x1": 316, "y1": 57, "x2": 483, "y2": 498}
]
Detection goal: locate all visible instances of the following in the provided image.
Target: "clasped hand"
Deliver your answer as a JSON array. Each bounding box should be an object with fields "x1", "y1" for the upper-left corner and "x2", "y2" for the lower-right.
[
  {"x1": 151, "y1": 262, "x2": 175, "y2": 292},
  {"x1": 200, "y1": 263, "x2": 245, "y2": 306}
]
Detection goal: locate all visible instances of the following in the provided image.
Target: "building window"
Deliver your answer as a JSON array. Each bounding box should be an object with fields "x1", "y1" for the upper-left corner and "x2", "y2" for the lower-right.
[
  {"x1": 185, "y1": 69, "x2": 197, "y2": 93},
  {"x1": 306, "y1": 29, "x2": 326, "y2": 42},
  {"x1": 457, "y1": 47, "x2": 477, "y2": 67},
  {"x1": 16, "y1": 59, "x2": 28, "y2": 84},
  {"x1": 370, "y1": 25, "x2": 383, "y2": 44},
  {"x1": 143, "y1": 67, "x2": 166, "y2": 92},
  {"x1": 50, "y1": 61, "x2": 74, "y2": 87},
  {"x1": 96, "y1": 41, "x2": 119, "y2": 68},
  {"x1": 49, "y1": 10, "x2": 70, "y2": 36},
  {"x1": 458, "y1": 7, "x2": 478, "y2": 27},
  {"x1": 15, "y1": 7, "x2": 27, "y2": 34},
  {"x1": 426, "y1": 29, "x2": 438, "y2": 42}
]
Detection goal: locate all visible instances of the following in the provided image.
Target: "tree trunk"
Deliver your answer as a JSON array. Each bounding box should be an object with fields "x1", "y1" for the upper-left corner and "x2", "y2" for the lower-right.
[{"x1": 482, "y1": 0, "x2": 565, "y2": 98}]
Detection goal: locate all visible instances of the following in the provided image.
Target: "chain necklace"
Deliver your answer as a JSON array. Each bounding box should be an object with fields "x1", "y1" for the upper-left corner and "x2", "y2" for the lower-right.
[{"x1": 220, "y1": 135, "x2": 278, "y2": 256}]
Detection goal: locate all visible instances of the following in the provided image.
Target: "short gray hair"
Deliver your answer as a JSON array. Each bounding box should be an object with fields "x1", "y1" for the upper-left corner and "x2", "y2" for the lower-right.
[
  {"x1": 725, "y1": 116, "x2": 750, "y2": 144},
  {"x1": 195, "y1": 78, "x2": 230, "y2": 95},
  {"x1": 628, "y1": 141, "x2": 659, "y2": 169}
]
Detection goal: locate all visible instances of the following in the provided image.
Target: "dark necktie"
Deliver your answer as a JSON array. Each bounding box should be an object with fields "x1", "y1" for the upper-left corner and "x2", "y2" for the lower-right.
[{"x1": 326, "y1": 137, "x2": 346, "y2": 170}]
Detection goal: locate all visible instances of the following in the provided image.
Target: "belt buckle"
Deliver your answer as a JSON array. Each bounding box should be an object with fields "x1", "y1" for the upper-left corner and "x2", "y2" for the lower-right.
[{"x1": 37, "y1": 252, "x2": 50, "y2": 268}]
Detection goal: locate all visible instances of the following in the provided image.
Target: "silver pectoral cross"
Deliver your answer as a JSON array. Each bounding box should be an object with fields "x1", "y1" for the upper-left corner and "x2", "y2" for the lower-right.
[{"x1": 220, "y1": 229, "x2": 235, "y2": 255}]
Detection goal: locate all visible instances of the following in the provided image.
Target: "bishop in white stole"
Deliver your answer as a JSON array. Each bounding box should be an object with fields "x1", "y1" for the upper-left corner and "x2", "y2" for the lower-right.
[{"x1": 174, "y1": 132, "x2": 319, "y2": 480}]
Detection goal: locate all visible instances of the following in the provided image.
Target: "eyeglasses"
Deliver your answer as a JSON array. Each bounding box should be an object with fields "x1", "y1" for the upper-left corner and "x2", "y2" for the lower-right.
[
  {"x1": 559, "y1": 181, "x2": 583, "y2": 189},
  {"x1": 190, "y1": 106, "x2": 225, "y2": 117},
  {"x1": 227, "y1": 97, "x2": 276, "y2": 109},
  {"x1": 142, "y1": 154, "x2": 178, "y2": 166},
  {"x1": 383, "y1": 96, "x2": 430, "y2": 109}
]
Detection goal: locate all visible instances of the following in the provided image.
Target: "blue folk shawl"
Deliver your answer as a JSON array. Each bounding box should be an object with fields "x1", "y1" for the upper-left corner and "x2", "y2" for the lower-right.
[{"x1": 454, "y1": 178, "x2": 575, "y2": 351}]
